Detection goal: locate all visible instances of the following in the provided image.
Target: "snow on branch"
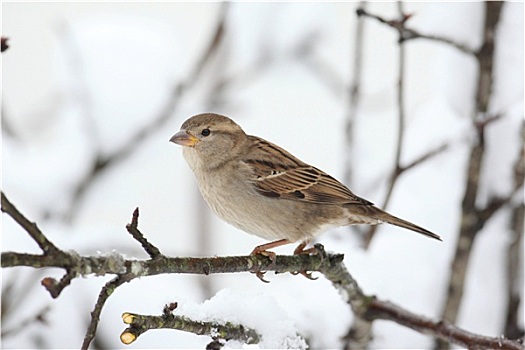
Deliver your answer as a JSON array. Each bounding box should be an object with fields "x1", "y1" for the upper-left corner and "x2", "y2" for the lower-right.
[
  {"x1": 1, "y1": 191, "x2": 523, "y2": 350},
  {"x1": 120, "y1": 303, "x2": 261, "y2": 347}
]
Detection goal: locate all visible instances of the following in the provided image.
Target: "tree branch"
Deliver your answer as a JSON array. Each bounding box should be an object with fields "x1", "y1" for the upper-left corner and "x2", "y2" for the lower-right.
[
  {"x1": 401, "y1": 142, "x2": 450, "y2": 172},
  {"x1": 82, "y1": 275, "x2": 133, "y2": 350},
  {"x1": 505, "y1": 201, "x2": 525, "y2": 340},
  {"x1": 121, "y1": 305, "x2": 261, "y2": 346},
  {"x1": 342, "y1": 8, "x2": 371, "y2": 344},
  {"x1": 1, "y1": 192, "x2": 60, "y2": 255},
  {"x1": 504, "y1": 121, "x2": 525, "y2": 340},
  {"x1": 117, "y1": 243, "x2": 523, "y2": 349},
  {"x1": 362, "y1": 2, "x2": 407, "y2": 249},
  {"x1": 356, "y1": 7, "x2": 476, "y2": 56},
  {"x1": 436, "y1": 3, "x2": 506, "y2": 348},
  {"x1": 125, "y1": 207, "x2": 162, "y2": 259},
  {"x1": 365, "y1": 299, "x2": 524, "y2": 350},
  {"x1": 2, "y1": 191, "x2": 522, "y2": 349},
  {"x1": 360, "y1": 3, "x2": 449, "y2": 249},
  {"x1": 343, "y1": 1, "x2": 367, "y2": 187}
]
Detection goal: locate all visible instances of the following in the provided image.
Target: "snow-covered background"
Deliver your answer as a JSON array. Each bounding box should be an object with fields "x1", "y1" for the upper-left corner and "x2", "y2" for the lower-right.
[{"x1": 2, "y1": 2, "x2": 523, "y2": 349}]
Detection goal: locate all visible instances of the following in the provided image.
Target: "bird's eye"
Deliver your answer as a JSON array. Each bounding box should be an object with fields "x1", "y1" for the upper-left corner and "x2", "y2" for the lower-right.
[{"x1": 201, "y1": 128, "x2": 211, "y2": 137}]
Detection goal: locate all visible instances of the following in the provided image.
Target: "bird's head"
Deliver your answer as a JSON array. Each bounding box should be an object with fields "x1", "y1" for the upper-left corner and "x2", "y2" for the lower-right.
[{"x1": 170, "y1": 113, "x2": 247, "y2": 170}]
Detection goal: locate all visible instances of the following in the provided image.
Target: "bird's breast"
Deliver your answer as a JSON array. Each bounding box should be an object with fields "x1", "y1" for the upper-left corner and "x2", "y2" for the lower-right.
[
  {"x1": 185, "y1": 156, "x2": 346, "y2": 243},
  {"x1": 194, "y1": 166, "x2": 279, "y2": 237}
]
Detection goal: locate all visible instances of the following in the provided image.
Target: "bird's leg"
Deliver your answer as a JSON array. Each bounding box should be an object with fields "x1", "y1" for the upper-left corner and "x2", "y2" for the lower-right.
[
  {"x1": 250, "y1": 238, "x2": 292, "y2": 258},
  {"x1": 291, "y1": 240, "x2": 318, "y2": 280},
  {"x1": 293, "y1": 241, "x2": 320, "y2": 255},
  {"x1": 250, "y1": 239, "x2": 291, "y2": 282}
]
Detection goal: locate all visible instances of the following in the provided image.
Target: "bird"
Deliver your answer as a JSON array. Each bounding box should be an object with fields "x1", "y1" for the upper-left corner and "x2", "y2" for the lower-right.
[{"x1": 170, "y1": 113, "x2": 441, "y2": 268}]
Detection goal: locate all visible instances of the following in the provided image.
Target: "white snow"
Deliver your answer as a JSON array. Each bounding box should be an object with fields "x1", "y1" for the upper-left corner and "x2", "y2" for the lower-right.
[
  {"x1": 175, "y1": 289, "x2": 307, "y2": 349},
  {"x1": 2, "y1": 2, "x2": 523, "y2": 349}
]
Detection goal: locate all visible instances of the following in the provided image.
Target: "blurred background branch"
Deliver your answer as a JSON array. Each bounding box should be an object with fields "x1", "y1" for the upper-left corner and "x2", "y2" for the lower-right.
[
  {"x1": 356, "y1": 6, "x2": 476, "y2": 55},
  {"x1": 344, "y1": 1, "x2": 366, "y2": 188},
  {"x1": 62, "y1": 3, "x2": 231, "y2": 222},
  {"x1": 505, "y1": 122, "x2": 525, "y2": 341},
  {"x1": 435, "y1": 3, "x2": 509, "y2": 349},
  {"x1": 356, "y1": 4, "x2": 460, "y2": 249}
]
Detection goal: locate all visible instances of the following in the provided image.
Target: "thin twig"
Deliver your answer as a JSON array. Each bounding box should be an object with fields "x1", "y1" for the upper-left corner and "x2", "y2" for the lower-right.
[
  {"x1": 362, "y1": 2, "x2": 406, "y2": 248},
  {"x1": 355, "y1": 3, "x2": 477, "y2": 249},
  {"x1": 344, "y1": 0, "x2": 367, "y2": 187},
  {"x1": 81, "y1": 275, "x2": 132, "y2": 350},
  {"x1": 356, "y1": 7, "x2": 476, "y2": 56},
  {"x1": 125, "y1": 207, "x2": 162, "y2": 259},
  {"x1": 41, "y1": 270, "x2": 76, "y2": 299},
  {"x1": 1, "y1": 192, "x2": 60, "y2": 254},
  {"x1": 402, "y1": 142, "x2": 450, "y2": 172}
]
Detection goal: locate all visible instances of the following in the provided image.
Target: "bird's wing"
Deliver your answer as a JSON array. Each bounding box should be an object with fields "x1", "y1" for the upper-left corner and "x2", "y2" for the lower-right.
[{"x1": 241, "y1": 136, "x2": 372, "y2": 206}]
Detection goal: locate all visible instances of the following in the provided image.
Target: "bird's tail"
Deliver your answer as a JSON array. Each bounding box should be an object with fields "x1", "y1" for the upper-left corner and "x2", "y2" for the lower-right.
[{"x1": 347, "y1": 205, "x2": 442, "y2": 241}]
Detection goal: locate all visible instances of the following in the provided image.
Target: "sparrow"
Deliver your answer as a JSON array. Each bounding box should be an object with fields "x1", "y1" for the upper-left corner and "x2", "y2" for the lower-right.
[{"x1": 170, "y1": 113, "x2": 441, "y2": 262}]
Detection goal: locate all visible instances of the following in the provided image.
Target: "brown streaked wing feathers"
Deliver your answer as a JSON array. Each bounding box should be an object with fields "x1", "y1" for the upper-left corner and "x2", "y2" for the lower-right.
[{"x1": 242, "y1": 136, "x2": 372, "y2": 206}]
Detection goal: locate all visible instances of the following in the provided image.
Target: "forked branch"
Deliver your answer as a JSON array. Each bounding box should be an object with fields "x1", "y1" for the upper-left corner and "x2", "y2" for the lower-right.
[{"x1": 1, "y1": 191, "x2": 522, "y2": 349}]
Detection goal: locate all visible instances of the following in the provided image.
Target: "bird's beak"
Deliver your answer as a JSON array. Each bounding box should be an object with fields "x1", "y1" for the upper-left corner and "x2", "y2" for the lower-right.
[{"x1": 169, "y1": 130, "x2": 199, "y2": 147}]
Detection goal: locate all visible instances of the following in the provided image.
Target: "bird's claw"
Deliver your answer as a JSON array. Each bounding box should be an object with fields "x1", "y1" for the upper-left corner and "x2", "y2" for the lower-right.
[
  {"x1": 254, "y1": 270, "x2": 271, "y2": 283},
  {"x1": 250, "y1": 249, "x2": 277, "y2": 283},
  {"x1": 291, "y1": 270, "x2": 318, "y2": 280},
  {"x1": 290, "y1": 242, "x2": 322, "y2": 280},
  {"x1": 249, "y1": 243, "x2": 324, "y2": 282},
  {"x1": 293, "y1": 241, "x2": 323, "y2": 256}
]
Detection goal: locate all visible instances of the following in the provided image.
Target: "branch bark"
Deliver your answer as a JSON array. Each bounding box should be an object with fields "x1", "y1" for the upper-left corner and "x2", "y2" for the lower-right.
[
  {"x1": 121, "y1": 306, "x2": 261, "y2": 346},
  {"x1": 2, "y1": 191, "x2": 523, "y2": 349}
]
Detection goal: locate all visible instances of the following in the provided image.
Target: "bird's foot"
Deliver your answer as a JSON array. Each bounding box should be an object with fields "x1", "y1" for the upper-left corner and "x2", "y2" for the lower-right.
[
  {"x1": 291, "y1": 241, "x2": 320, "y2": 280},
  {"x1": 249, "y1": 239, "x2": 292, "y2": 283},
  {"x1": 250, "y1": 247, "x2": 277, "y2": 261},
  {"x1": 250, "y1": 247, "x2": 277, "y2": 283}
]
